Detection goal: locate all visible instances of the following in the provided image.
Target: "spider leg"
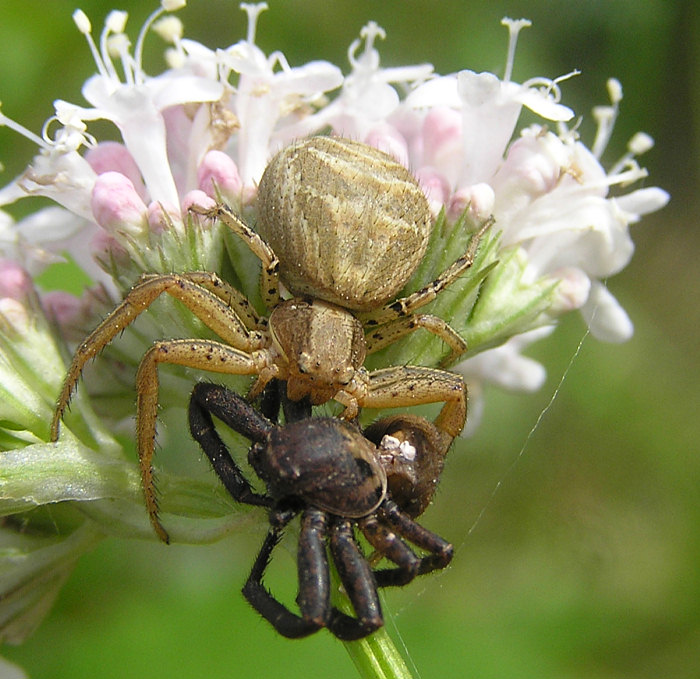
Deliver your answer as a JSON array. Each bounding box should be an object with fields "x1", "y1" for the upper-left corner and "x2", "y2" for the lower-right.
[
  {"x1": 357, "y1": 215, "x2": 494, "y2": 327},
  {"x1": 365, "y1": 314, "x2": 468, "y2": 367},
  {"x1": 254, "y1": 379, "x2": 281, "y2": 424},
  {"x1": 188, "y1": 382, "x2": 272, "y2": 507},
  {"x1": 360, "y1": 365, "x2": 467, "y2": 446},
  {"x1": 357, "y1": 216, "x2": 493, "y2": 368},
  {"x1": 327, "y1": 518, "x2": 383, "y2": 640},
  {"x1": 190, "y1": 203, "x2": 281, "y2": 310},
  {"x1": 359, "y1": 514, "x2": 422, "y2": 587},
  {"x1": 140, "y1": 271, "x2": 264, "y2": 330},
  {"x1": 136, "y1": 339, "x2": 271, "y2": 542},
  {"x1": 50, "y1": 272, "x2": 266, "y2": 441},
  {"x1": 242, "y1": 508, "x2": 328, "y2": 638},
  {"x1": 295, "y1": 509, "x2": 332, "y2": 630},
  {"x1": 371, "y1": 499, "x2": 453, "y2": 588}
]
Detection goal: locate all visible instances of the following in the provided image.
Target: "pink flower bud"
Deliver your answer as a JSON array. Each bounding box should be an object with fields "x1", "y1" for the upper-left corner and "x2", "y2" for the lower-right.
[
  {"x1": 549, "y1": 267, "x2": 591, "y2": 312},
  {"x1": 422, "y1": 108, "x2": 462, "y2": 157},
  {"x1": 415, "y1": 168, "x2": 450, "y2": 217},
  {"x1": 85, "y1": 142, "x2": 147, "y2": 200},
  {"x1": 241, "y1": 183, "x2": 258, "y2": 208},
  {"x1": 182, "y1": 190, "x2": 216, "y2": 215},
  {"x1": 41, "y1": 290, "x2": 82, "y2": 327},
  {"x1": 364, "y1": 126, "x2": 409, "y2": 167},
  {"x1": 91, "y1": 172, "x2": 148, "y2": 238},
  {"x1": 146, "y1": 201, "x2": 181, "y2": 235},
  {"x1": 42, "y1": 285, "x2": 113, "y2": 343},
  {"x1": 197, "y1": 150, "x2": 242, "y2": 202},
  {"x1": 90, "y1": 229, "x2": 131, "y2": 268},
  {"x1": 448, "y1": 182, "x2": 495, "y2": 222},
  {"x1": 0, "y1": 260, "x2": 34, "y2": 301},
  {"x1": 497, "y1": 129, "x2": 567, "y2": 198}
]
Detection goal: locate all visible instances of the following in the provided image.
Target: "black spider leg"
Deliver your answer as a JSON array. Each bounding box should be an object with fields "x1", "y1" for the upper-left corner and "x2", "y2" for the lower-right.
[
  {"x1": 188, "y1": 382, "x2": 272, "y2": 508},
  {"x1": 361, "y1": 499, "x2": 454, "y2": 588},
  {"x1": 267, "y1": 378, "x2": 313, "y2": 425},
  {"x1": 326, "y1": 518, "x2": 384, "y2": 640},
  {"x1": 275, "y1": 388, "x2": 384, "y2": 640},
  {"x1": 242, "y1": 506, "x2": 330, "y2": 638},
  {"x1": 257, "y1": 378, "x2": 284, "y2": 422}
]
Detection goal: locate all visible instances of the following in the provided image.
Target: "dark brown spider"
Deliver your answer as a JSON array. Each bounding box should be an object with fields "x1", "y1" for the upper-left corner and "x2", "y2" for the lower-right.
[{"x1": 188, "y1": 380, "x2": 454, "y2": 640}]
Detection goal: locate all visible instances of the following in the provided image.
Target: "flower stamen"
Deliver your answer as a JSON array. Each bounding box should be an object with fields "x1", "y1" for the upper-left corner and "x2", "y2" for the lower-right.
[
  {"x1": 501, "y1": 17, "x2": 532, "y2": 83},
  {"x1": 591, "y1": 78, "x2": 624, "y2": 159},
  {"x1": 73, "y1": 10, "x2": 112, "y2": 82},
  {"x1": 0, "y1": 106, "x2": 50, "y2": 151},
  {"x1": 134, "y1": 2, "x2": 187, "y2": 85},
  {"x1": 100, "y1": 11, "x2": 128, "y2": 84},
  {"x1": 241, "y1": 2, "x2": 268, "y2": 44},
  {"x1": 348, "y1": 21, "x2": 386, "y2": 72}
]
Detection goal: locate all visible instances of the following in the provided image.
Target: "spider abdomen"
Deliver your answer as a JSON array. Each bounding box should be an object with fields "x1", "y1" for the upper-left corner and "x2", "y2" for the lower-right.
[
  {"x1": 251, "y1": 418, "x2": 387, "y2": 518},
  {"x1": 256, "y1": 136, "x2": 431, "y2": 311}
]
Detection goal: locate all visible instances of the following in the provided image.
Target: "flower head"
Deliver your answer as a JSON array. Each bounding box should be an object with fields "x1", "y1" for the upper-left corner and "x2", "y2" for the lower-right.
[{"x1": 0, "y1": 0, "x2": 667, "y2": 647}]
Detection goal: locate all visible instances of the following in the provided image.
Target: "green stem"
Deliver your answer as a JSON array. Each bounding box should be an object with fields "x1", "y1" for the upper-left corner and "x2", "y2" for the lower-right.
[
  {"x1": 329, "y1": 544, "x2": 415, "y2": 679},
  {"x1": 343, "y1": 625, "x2": 415, "y2": 679}
]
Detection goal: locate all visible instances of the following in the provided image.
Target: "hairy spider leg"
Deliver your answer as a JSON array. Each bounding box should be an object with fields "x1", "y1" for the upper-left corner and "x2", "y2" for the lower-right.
[
  {"x1": 50, "y1": 272, "x2": 267, "y2": 442},
  {"x1": 358, "y1": 365, "x2": 467, "y2": 448},
  {"x1": 241, "y1": 507, "x2": 327, "y2": 638},
  {"x1": 242, "y1": 505, "x2": 383, "y2": 639},
  {"x1": 365, "y1": 314, "x2": 468, "y2": 367},
  {"x1": 188, "y1": 382, "x2": 273, "y2": 508},
  {"x1": 361, "y1": 215, "x2": 495, "y2": 367},
  {"x1": 190, "y1": 383, "x2": 331, "y2": 637},
  {"x1": 139, "y1": 271, "x2": 264, "y2": 329},
  {"x1": 326, "y1": 518, "x2": 384, "y2": 640},
  {"x1": 190, "y1": 203, "x2": 281, "y2": 310},
  {"x1": 137, "y1": 340, "x2": 270, "y2": 542},
  {"x1": 188, "y1": 382, "x2": 385, "y2": 638},
  {"x1": 364, "y1": 499, "x2": 453, "y2": 588}
]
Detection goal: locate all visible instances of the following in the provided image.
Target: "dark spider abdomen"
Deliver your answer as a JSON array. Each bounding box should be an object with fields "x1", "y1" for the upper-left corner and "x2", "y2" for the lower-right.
[{"x1": 252, "y1": 418, "x2": 387, "y2": 519}]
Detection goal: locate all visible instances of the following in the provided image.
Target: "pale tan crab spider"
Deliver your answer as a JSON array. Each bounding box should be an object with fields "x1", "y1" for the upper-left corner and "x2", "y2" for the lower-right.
[{"x1": 51, "y1": 137, "x2": 492, "y2": 542}]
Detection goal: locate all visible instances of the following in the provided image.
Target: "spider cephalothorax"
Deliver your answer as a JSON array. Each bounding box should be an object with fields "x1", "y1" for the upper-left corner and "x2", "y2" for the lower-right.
[
  {"x1": 188, "y1": 381, "x2": 454, "y2": 640},
  {"x1": 51, "y1": 136, "x2": 490, "y2": 542}
]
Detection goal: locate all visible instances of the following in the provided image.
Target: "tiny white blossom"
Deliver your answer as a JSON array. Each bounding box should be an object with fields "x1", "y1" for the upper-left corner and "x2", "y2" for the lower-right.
[{"x1": 217, "y1": 3, "x2": 343, "y2": 184}]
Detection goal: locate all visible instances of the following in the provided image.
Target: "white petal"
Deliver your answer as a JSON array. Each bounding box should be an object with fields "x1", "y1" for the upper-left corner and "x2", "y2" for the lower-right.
[
  {"x1": 223, "y1": 41, "x2": 270, "y2": 76},
  {"x1": 18, "y1": 151, "x2": 97, "y2": 221},
  {"x1": 272, "y1": 61, "x2": 343, "y2": 96},
  {"x1": 16, "y1": 206, "x2": 85, "y2": 244},
  {"x1": 376, "y1": 63, "x2": 433, "y2": 85},
  {"x1": 580, "y1": 281, "x2": 633, "y2": 342},
  {"x1": 456, "y1": 329, "x2": 551, "y2": 391},
  {"x1": 405, "y1": 75, "x2": 461, "y2": 109},
  {"x1": 503, "y1": 193, "x2": 635, "y2": 277},
  {"x1": 457, "y1": 72, "x2": 523, "y2": 184},
  {"x1": 150, "y1": 74, "x2": 223, "y2": 110},
  {"x1": 517, "y1": 88, "x2": 574, "y2": 121},
  {"x1": 615, "y1": 186, "x2": 670, "y2": 219}
]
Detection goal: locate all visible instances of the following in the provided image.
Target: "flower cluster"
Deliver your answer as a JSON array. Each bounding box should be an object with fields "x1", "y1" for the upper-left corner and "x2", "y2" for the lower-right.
[{"x1": 0, "y1": 0, "x2": 667, "y2": 650}]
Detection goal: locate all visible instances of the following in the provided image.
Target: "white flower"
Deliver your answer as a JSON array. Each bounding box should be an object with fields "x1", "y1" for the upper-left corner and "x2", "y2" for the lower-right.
[
  {"x1": 373, "y1": 22, "x2": 667, "y2": 390},
  {"x1": 212, "y1": 3, "x2": 344, "y2": 186},
  {"x1": 305, "y1": 20, "x2": 433, "y2": 147}
]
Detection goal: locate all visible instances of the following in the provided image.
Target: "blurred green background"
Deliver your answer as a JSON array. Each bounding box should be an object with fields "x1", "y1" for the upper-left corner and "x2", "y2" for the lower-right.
[{"x1": 1, "y1": 0, "x2": 698, "y2": 677}]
